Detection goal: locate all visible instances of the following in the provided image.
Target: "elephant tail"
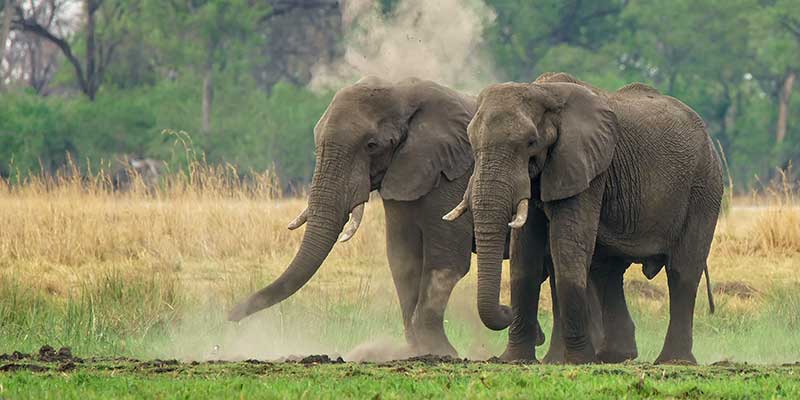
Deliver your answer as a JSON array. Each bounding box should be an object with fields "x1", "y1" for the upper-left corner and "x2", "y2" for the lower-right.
[{"x1": 704, "y1": 263, "x2": 715, "y2": 314}]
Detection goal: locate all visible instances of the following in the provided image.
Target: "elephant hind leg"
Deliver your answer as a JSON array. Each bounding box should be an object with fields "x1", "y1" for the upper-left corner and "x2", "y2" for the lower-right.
[
  {"x1": 594, "y1": 258, "x2": 637, "y2": 363},
  {"x1": 655, "y1": 262, "x2": 702, "y2": 364},
  {"x1": 656, "y1": 194, "x2": 717, "y2": 365}
]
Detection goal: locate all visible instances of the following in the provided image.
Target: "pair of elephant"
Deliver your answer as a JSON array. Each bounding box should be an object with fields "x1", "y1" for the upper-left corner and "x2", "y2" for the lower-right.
[{"x1": 228, "y1": 73, "x2": 723, "y2": 364}]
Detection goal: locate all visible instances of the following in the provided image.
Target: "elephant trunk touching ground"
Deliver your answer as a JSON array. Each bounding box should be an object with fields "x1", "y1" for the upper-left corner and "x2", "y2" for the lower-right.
[
  {"x1": 470, "y1": 148, "x2": 531, "y2": 331},
  {"x1": 228, "y1": 144, "x2": 363, "y2": 321}
]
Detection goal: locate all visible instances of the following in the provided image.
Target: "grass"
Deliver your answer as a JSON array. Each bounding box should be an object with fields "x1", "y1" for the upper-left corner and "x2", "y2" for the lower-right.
[
  {"x1": 0, "y1": 166, "x2": 799, "y2": 397},
  {"x1": 1, "y1": 358, "x2": 799, "y2": 399}
]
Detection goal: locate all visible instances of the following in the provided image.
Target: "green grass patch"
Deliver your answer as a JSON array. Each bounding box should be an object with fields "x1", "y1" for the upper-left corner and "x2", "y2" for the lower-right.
[
  {"x1": 1, "y1": 359, "x2": 798, "y2": 399},
  {"x1": 1, "y1": 274, "x2": 800, "y2": 364}
]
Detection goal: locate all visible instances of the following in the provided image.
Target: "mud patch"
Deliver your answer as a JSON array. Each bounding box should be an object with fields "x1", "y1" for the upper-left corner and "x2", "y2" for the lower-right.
[
  {"x1": 0, "y1": 363, "x2": 48, "y2": 372},
  {"x1": 0, "y1": 351, "x2": 30, "y2": 362},
  {"x1": 625, "y1": 280, "x2": 665, "y2": 300},
  {"x1": 714, "y1": 281, "x2": 758, "y2": 299},
  {"x1": 57, "y1": 362, "x2": 77, "y2": 372},
  {"x1": 402, "y1": 354, "x2": 467, "y2": 364},
  {"x1": 298, "y1": 355, "x2": 344, "y2": 364},
  {"x1": 38, "y1": 345, "x2": 83, "y2": 363}
]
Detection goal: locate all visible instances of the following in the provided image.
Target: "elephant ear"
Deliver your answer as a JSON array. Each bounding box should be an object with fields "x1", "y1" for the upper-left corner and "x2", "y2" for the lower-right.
[
  {"x1": 538, "y1": 83, "x2": 618, "y2": 202},
  {"x1": 380, "y1": 81, "x2": 476, "y2": 201}
]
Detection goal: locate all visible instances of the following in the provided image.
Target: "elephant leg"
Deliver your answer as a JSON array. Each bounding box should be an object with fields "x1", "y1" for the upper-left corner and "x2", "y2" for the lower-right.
[
  {"x1": 545, "y1": 257, "x2": 607, "y2": 364},
  {"x1": 595, "y1": 259, "x2": 637, "y2": 363},
  {"x1": 410, "y1": 194, "x2": 472, "y2": 357},
  {"x1": 655, "y1": 261, "x2": 702, "y2": 364},
  {"x1": 655, "y1": 190, "x2": 718, "y2": 365},
  {"x1": 542, "y1": 255, "x2": 566, "y2": 364},
  {"x1": 410, "y1": 236, "x2": 469, "y2": 357},
  {"x1": 384, "y1": 204, "x2": 424, "y2": 352},
  {"x1": 546, "y1": 187, "x2": 603, "y2": 364},
  {"x1": 501, "y1": 206, "x2": 548, "y2": 362}
]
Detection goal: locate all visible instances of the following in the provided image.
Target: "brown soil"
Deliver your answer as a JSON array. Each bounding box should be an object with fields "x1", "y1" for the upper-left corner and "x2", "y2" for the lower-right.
[
  {"x1": 0, "y1": 363, "x2": 48, "y2": 372},
  {"x1": 1, "y1": 345, "x2": 797, "y2": 374}
]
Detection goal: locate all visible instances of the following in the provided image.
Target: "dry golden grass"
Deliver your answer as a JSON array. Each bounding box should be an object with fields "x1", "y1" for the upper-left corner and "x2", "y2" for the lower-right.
[{"x1": 0, "y1": 166, "x2": 798, "y2": 316}]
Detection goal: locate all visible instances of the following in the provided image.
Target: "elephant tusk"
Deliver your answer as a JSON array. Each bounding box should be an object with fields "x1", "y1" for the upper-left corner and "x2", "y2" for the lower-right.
[
  {"x1": 442, "y1": 198, "x2": 469, "y2": 221},
  {"x1": 508, "y1": 199, "x2": 529, "y2": 229},
  {"x1": 338, "y1": 203, "x2": 365, "y2": 242},
  {"x1": 287, "y1": 208, "x2": 309, "y2": 230}
]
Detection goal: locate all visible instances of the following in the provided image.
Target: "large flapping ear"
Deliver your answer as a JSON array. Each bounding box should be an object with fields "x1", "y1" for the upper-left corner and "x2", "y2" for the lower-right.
[
  {"x1": 536, "y1": 82, "x2": 618, "y2": 202},
  {"x1": 379, "y1": 80, "x2": 476, "y2": 201}
]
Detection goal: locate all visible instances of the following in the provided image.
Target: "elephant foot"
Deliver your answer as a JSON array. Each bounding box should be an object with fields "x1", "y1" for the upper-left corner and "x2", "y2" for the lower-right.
[
  {"x1": 564, "y1": 343, "x2": 597, "y2": 364},
  {"x1": 413, "y1": 336, "x2": 459, "y2": 358},
  {"x1": 499, "y1": 344, "x2": 538, "y2": 363},
  {"x1": 542, "y1": 340, "x2": 566, "y2": 364},
  {"x1": 597, "y1": 349, "x2": 638, "y2": 364},
  {"x1": 597, "y1": 340, "x2": 638, "y2": 363},
  {"x1": 654, "y1": 351, "x2": 697, "y2": 365},
  {"x1": 542, "y1": 351, "x2": 565, "y2": 365}
]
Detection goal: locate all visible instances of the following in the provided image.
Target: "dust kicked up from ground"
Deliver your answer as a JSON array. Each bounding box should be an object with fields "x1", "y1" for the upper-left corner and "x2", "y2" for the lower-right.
[{"x1": 310, "y1": 0, "x2": 497, "y2": 93}]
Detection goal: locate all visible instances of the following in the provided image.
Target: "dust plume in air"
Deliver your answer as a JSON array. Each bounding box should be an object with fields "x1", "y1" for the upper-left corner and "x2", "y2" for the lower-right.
[{"x1": 310, "y1": 0, "x2": 497, "y2": 93}]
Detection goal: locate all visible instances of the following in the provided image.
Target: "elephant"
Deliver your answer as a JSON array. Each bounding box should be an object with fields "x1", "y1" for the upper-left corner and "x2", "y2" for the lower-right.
[
  {"x1": 227, "y1": 76, "x2": 543, "y2": 358},
  {"x1": 445, "y1": 72, "x2": 722, "y2": 364}
]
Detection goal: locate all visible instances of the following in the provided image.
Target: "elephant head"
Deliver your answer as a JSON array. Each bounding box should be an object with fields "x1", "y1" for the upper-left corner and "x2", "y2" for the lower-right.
[
  {"x1": 229, "y1": 77, "x2": 475, "y2": 321},
  {"x1": 444, "y1": 78, "x2": 617, "y2": 330}
]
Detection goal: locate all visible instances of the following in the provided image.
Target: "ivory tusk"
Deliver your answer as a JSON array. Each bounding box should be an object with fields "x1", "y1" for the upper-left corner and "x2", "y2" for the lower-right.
[
  {"x1": 287, "y1": 208, "x2": 308, "y2": 230},
  {"x1": 442, "y1": 198, "x2": 469, "y2": 221},
  {"x1": 508, "y1": 199, "x2": 529, "y2": 228},
  {"x1": 338, "y1": 203, "x2": 365, "y2": 242}
]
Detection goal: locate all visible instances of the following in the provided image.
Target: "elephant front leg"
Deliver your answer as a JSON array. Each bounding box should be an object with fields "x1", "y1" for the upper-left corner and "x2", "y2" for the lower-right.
[
  {"x1": 385, "y1": 207, "x2": 424, "y2": 353},
  {"x1": 501, "y1": 207, "x2": 548, "y2": 362},
  {"x1": 410, "y1": 217, "x2": 472, "y2": 357},
  {"x1": 546, "y1": 191, "x2": 603, "y2": 364},
  {"x1": 411, "y1": 266, "x2": 464, "y2": 357}
]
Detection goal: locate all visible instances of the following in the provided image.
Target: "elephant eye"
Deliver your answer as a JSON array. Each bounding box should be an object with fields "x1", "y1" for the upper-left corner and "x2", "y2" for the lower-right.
[
  {"x1": 527, "y1": 138, "x2": 536, "y2": 148},
  {"x1": 366, "y1": 139, "x2": 379, "y2": 151}
]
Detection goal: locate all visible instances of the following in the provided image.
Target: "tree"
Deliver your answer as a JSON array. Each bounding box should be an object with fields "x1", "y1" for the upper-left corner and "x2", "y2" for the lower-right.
[
  {"x1": 768, "y1": 0, "x2": 800, "y2": 144},
  {"x1": 485, "y1": 0, "x2": 628, "y2": 80},
  {"x1": 0, "y1": 1, "x2": 14, "y2": 89},
  {"x1": 143, "y1": 0, "x2": 268, "y2": 133},
  {"x1": 11, "y1": 0, "x2": 130, "y2": 99},
  {"x1": 3, "y1": 0, "x2": 69, "y2": 93}
]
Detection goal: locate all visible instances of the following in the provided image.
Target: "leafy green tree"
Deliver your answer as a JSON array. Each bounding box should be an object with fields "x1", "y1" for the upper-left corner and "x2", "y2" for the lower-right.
[
  {"x1": 141, "y1": 0, "x2": 268, "y2": 133},
  {"x1": 485, "y1": 0, "x2": 628, "y2": 81}
]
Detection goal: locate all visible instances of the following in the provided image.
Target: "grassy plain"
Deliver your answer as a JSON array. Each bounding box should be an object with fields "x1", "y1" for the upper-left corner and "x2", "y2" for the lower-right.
[{"x1": 0, "y1": 169, "x2": 798, "y2": 397}]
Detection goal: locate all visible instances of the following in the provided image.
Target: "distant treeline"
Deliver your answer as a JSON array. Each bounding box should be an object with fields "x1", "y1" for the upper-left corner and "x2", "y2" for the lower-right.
[{"x1": 1, "y1": 0, "x2": 798, "y2": 192}]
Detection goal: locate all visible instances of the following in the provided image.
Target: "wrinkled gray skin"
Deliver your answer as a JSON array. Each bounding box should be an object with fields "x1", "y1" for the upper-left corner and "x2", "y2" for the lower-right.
[
  {"x1": 448, "y1": 73, "x2": 722, "y2": 364},
  {"x1": 227, "y1": 77, "x2": 543, "y2": 357}
]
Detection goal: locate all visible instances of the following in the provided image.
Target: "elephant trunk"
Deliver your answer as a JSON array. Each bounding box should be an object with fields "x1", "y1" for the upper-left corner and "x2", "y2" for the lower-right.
[
  {"x1": 228, "y1": 144, "x2": 352, "y2": 321},
  {"x1": 471, "y1": 148, "x2": 531, "y2": 331}
]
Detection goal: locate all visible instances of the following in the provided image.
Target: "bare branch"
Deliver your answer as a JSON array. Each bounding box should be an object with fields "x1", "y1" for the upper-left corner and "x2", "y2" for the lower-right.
[{"x1": 11, "y1": 5, "x2": 89, "y2": 94}]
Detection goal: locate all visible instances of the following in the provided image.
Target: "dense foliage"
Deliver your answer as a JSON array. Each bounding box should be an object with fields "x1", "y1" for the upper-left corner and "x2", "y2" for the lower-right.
[{"x1": 1, "y1": 0, "x2": 798, "y2": 191}]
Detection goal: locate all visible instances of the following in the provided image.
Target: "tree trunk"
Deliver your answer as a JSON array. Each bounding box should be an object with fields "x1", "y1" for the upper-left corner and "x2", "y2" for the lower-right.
[
  {"x1": 776, "y1": 70, "x2": 795, "y2": 144},
  {"x1": 0, "y1": 0, "x2": 14, "y2": 90},
  {"x1": 202, "y1": 63, "x2": 213, "y2": 133},
  {"x1": 85, "y1": 0, "x2": 97, "y2": 100}
]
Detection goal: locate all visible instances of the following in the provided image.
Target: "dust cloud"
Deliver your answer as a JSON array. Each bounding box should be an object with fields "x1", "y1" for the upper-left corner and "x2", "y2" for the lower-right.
[{"x1": 309, "y1": 0, "x2": 498, "y2": 93}]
